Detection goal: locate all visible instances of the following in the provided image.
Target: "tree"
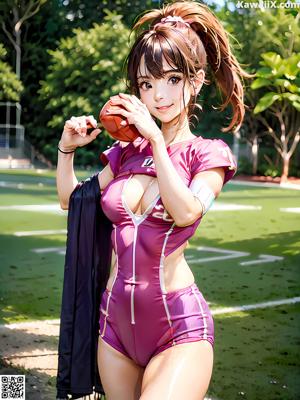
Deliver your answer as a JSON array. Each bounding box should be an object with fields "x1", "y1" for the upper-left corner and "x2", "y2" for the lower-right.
[
  {"x1": 58, "y1": 0, "x2": 159, "y2": 31},
  {"x1": 217, "y1": 2, "x2": 300, "y2": 175},
  {"x1": 0, "y1": 0, "x2": 47, "y2": 125},
  {"x1": 0, "y1": 0, "x2": 47, "y2": 79},
  {"x1": 38, "y1": 12, "x2": 131, "y2": 164},
  {"x1": 0, "y1": 43, "x2": 23, "y2": 101},
  {"x1": 251, "y1": 51, "x2": 300, "y2": 182}
]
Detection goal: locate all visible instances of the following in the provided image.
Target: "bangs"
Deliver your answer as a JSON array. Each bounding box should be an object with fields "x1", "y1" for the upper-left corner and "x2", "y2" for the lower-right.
[
  {"x1": 137, "y1": 33, "x2": 187, "y2": 80},
  {"x1": 126, "y1": 29, "x2": 194, "y2": 95}
]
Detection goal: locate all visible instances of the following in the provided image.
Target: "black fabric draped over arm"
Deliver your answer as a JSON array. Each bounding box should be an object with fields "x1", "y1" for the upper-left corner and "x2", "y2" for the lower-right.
[{"x1": 56, "y1": 173, "x2": 113, "y2": 399}]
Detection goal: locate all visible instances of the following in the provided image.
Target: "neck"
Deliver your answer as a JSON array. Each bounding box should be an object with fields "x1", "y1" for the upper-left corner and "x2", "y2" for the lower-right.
[{"x1": 160, "y1": 113, "x2": 194, "y2": 146}]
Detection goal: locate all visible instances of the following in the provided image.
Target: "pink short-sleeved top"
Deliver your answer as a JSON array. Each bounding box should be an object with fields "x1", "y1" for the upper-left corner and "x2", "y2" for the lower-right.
[{"x1": 99, "y1": 136, "x2": 237, "y2": 257}]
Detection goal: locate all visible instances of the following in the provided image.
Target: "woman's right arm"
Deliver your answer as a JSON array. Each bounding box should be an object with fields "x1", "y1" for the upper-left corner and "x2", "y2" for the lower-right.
[{"x1": 56, "y1": 115, "x2": 102, "y2": 210}]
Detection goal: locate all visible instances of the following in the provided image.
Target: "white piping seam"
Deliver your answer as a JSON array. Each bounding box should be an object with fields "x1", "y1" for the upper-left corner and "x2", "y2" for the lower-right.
[
  {"x1": 192, "y1": 286, "x2": 208, "y2": 340},
  {"x1": 159, "y1": 223, "x2": 177, "y2": 345},
  {"x1": 121, "y1": 173, "x2": 160, "y2": 325},
  {"x1": 101, "y1": 226, "x2": 119, "y2": 337},
  {"x1": 131, "y1": 225, "x2": 138, "y2": 324},
  {"x1": 101, "y1": 291, "x2": 111, "y2": 338},
  {"x1": 159, "y1": 223, "x2": 176, "y2": 294}
]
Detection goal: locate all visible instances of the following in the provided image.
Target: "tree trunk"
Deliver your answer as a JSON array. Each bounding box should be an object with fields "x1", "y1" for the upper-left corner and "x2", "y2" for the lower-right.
[
  {"x1": 233, "y1": 130, "x2": 240, "y2": 164},
  {"x1": 252, "y1": 136, "x2": 258, "y2": 175},
  {"x1": 281, "y1": 155, "x2": 290, "y2": 183}
]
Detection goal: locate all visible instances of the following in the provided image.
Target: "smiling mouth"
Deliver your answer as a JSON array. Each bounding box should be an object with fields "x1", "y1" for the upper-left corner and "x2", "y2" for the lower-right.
[{"x1": 156, "y1": 104, "x2": 173, "y2": 111}]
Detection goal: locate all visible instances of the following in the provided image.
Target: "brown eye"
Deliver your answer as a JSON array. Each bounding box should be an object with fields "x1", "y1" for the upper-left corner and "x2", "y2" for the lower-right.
[
  {"x1": 139, "y1": 81, "x2": 151, "y2": 90},
  {"x1": 169, "y1": 76, "x2": 181, "y2": 84}
]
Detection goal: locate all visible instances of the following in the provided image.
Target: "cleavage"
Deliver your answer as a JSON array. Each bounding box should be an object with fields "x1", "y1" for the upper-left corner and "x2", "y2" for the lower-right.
[{"x1": 123, "y1": 174, "x2": 158, "y2": 216}]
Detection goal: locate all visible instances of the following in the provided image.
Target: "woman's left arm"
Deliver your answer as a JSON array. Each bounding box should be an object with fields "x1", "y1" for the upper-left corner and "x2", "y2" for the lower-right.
[{"x1": 150, "y1": 134, "x2": 225, "y2": 227}]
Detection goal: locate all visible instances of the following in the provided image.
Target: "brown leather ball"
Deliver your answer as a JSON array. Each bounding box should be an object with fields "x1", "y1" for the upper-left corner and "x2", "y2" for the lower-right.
[{"x1": 99, "y1": 98, "x2": 140, "y2": 142}]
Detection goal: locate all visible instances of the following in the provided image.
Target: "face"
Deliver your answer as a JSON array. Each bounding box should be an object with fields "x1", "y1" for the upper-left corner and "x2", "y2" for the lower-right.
[{"x1": 136, "y1": 55, "x2": 195, "y2": 125}]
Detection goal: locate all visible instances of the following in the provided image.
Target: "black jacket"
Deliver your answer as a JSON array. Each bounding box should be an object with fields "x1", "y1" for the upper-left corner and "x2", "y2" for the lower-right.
[{"x1": 56, "y1": 173, "x2": 113, "y2": 399}]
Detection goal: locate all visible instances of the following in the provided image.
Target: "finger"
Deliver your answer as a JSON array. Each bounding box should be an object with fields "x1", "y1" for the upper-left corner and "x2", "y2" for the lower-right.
[
  {"x1": 110, "y1": 97, "x2": 135, "y2": 112},
  {"x1": 65, "y1": 119, "x2": 80, "y2": 133},
  {"x1": 106, "y1": 108, "x2": 129, "y2": 118},
  {"x1": 130, "y1": 95, "x2": 143, "y2": 106},
  {"x1": 118, "y1": 93, "x2": 138, "y2": 106},
  {"x1": 86, "y1": 115, "x2": 97, "y2": 128},
  {"x1": 118, "y1": 92, "x2": 133, "y2": 100},
  {"x1": 91, "y1": 128, "x2": 101, "y2": 137},
  {"x1": 69, "y1": 116, "x2": 85, "y2": 135},
  {"x1": 78, "y1": 116, "x2": 87, "y2": 137}
]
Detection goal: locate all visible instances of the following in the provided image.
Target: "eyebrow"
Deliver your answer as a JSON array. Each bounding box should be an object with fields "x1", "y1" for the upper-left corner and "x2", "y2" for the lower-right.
[{"x1": 137, "y1": 69, "x2": 181, "y2": 80}]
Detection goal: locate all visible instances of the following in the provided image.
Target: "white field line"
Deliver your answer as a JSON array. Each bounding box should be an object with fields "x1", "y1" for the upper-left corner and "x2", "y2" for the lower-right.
[
  {"x1": 0, "y1": 204, "x2": 66, "y2": 214},
  {"x1": 1, "y1": 296, "x2": 299, "y2": 330},
  {"x1": 280, "y1": 207, "x2": 300, "y2": 213},
  {"x1": 14, "y1": 229, "x2": 67, "y2": 237},
  {"x1": 231, "y1": 180, "x2": 300, "y2": 190},
  {"x1": 31, "y1": 247, "x2": 65, "y2": 255},
  {"x1": 1, "y1": 202, "x2": 260, "y2": 214},
  {"x1": 240, "y1": 254, "x2": 283, "y2": 266},
  {"x1": 211, "y1": 202, "x2": 261, "y2": 211},
  {"x1": 0, "y1": 181, "x2": 49, "y2": 189},
  {"x1": 188, "y1": 246, "x2": 250, "y2": 264},
  {"x1": 212, "y1": 297, "x2": 300, "y2": 315}
]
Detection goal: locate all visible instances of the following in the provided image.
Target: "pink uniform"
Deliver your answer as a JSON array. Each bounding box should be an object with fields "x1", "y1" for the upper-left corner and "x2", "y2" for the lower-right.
[{"x1": 99, "y1": 135, "x2": 236, "y2": 367}]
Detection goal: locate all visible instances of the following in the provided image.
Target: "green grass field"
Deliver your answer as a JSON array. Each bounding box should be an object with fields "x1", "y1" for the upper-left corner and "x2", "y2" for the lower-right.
[{"x1": 0, "y1": 169, "x2": 299, "y2": 399}]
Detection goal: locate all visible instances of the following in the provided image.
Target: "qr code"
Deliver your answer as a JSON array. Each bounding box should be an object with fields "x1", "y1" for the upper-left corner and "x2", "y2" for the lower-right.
[{"x1": 0, "y1": 375, "x2": 25, "y2": 399}]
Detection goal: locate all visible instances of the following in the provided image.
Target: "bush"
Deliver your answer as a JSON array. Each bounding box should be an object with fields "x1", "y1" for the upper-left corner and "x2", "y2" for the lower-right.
[
  {"x1": 38, "y1": 11, "x2": 131, "y2": 165},
  {"x1": 236, "y1": 156, "x2": 252, "y2": 175}
]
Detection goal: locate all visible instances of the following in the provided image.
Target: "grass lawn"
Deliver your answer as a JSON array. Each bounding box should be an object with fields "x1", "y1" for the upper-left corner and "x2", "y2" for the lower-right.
[{"x1": 0, "y1": 168, "x2": 299, "y2": 400}]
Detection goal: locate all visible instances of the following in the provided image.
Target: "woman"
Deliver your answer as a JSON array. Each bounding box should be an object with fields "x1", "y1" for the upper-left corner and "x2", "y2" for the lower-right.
[{"x1": 56, "y1": 1, "x2": 249, "y2": 399}]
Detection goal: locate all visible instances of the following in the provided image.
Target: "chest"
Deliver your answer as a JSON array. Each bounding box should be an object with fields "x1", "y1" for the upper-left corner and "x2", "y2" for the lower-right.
[{"x1": 101, "y1": 151, "x2": 192, "y2": 223}]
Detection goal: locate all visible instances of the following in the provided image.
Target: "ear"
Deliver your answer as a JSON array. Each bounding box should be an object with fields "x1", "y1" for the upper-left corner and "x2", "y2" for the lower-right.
[{"x1": 191, "y1": 69, "x2": 205, "y2": 96}]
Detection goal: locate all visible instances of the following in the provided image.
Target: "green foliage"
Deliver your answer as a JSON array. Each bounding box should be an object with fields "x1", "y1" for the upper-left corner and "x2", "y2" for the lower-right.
[
  {"x1": 38, "y1": 12, "x2": 131, "y2": 164},
  {"x1": 236, "y1": 156, "x2": 252, "y2": 175},
  {"x1": 58, "y1": 0, "x2": 158, "y2": 30},
  {"x1": 219, "y1": 3, "x2": 300, "y2": 67},
  {"x1": 0, "y1": 44, "x2": 23, "y2": 101},
  {"x1": 251, "y1": 52, "x2": 300, "y2": 113}
]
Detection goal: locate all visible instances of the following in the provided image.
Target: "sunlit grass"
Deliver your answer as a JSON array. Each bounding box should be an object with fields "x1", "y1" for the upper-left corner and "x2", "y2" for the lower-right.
[{"x1": 0, "y1": 169, "x2": 299, "y2": 399}]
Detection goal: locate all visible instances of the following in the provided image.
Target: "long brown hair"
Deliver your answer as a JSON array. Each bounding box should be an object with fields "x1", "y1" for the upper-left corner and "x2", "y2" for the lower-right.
[{"x1": 124, "y1": 0, "x2": 251, "y2": 133}]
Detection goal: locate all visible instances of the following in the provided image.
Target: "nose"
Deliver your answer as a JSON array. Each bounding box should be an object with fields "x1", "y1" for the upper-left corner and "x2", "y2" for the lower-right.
[{"x1": 153, "y1": 81, "x2": 165, "y2": 102}]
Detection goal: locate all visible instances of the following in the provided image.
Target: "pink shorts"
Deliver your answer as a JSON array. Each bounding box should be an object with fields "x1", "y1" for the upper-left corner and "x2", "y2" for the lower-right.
[{"x1": 99, "y1": 282, "x2": 214, "y2": 367}]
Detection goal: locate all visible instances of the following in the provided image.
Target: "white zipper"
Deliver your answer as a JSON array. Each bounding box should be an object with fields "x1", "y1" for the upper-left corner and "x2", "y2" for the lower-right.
[
  {"x1": 131, "y1": 286, "x2": 135, "y2": 324},
  {"x1": 130, "y1": 225, "x2": 138, "y2": 324}
]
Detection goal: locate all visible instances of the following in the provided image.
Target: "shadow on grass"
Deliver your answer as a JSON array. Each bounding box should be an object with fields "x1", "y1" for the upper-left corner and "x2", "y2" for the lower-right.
[
  {"x1": 209, "y1": 303, "x2": 300, "y2": 400},
  {"x1": 188, "y1": 229, "x2": 299, "y2": 308},
  {"x1": 0, "y1": 234, "x2": 67, "y2": 324}
]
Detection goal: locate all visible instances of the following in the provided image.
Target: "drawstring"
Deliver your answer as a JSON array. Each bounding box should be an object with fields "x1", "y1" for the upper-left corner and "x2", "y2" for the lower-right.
[{"x1": 71, "y1": 392, "x2": 105, "y2": 399}]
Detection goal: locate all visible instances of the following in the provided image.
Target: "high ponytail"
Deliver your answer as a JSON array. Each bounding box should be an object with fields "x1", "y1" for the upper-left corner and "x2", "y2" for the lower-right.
[{"x1": 126, "y1": 0, "x2": 251, "y2": 133}]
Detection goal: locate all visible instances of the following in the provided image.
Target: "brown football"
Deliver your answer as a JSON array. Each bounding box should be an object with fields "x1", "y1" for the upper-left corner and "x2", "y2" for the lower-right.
[{"x1": 99, "y1": 98, "x2": 140, "y2": 142}]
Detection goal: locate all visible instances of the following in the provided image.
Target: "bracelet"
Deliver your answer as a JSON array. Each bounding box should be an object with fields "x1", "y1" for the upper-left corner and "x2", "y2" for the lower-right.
[{"x1": 58, "y1": 145, "x2": 76, "y2": 154}]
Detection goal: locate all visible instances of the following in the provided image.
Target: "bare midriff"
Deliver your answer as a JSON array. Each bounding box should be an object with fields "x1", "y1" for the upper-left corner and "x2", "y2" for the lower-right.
[{"x1": 106, "y1": 242, "x2": 194, "y2": 293}]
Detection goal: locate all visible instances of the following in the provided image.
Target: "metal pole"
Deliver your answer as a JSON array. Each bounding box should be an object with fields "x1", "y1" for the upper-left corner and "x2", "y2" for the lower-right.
[{"x1": 5, "y1": 103, "x2": 10, "y2": 149}]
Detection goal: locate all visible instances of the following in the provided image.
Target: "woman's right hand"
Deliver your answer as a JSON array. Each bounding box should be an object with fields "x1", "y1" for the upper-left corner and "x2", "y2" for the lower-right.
[{"x1": 59, "y1": 115, "x2": 102, "y2": 151}]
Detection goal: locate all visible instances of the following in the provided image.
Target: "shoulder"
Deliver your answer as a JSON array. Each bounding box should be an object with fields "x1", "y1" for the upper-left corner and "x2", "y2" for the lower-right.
[
  {"x1": 189, "y1": 136, "x2": 237, "y2": 184},
  {"x1": 190, "y1": 136, "x2": 232, "y2": 153}
]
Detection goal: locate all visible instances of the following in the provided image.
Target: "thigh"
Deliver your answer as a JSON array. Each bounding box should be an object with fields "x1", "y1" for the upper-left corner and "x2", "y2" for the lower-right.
[
  {"x1": 98, "y1": 336, "x2": 145, "y2": 400},
  {"x1": 140, "y1": 340, "x2": 214, "y2": 400}
]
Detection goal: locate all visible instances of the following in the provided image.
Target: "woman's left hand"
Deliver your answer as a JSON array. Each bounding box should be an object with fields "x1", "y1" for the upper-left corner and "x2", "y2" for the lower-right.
[{"x1": 107, "y1": 93, "x2": 162, "y2": 141}]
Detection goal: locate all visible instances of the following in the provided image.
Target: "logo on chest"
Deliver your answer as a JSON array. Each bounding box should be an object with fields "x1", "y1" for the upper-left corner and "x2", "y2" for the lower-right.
[
  {"x1": 141, "y1": 156, "x2": 155, "y2": 168},
  {"x1": 152, "y1": 204, "x2": 174, "y2": 222}
]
